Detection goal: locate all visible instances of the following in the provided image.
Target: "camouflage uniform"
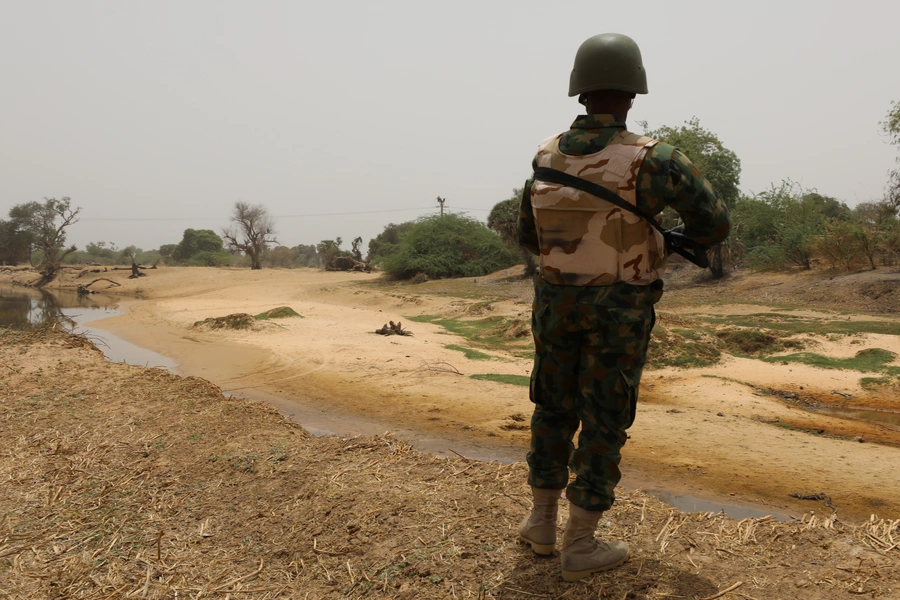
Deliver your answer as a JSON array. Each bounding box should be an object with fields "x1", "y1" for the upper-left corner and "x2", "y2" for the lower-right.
[{"x1": 518, "y1": 114, "x2": 730, "y2": 512}]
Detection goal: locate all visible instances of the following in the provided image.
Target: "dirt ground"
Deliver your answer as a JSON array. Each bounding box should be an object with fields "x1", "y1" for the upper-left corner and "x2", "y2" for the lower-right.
[
  {"x1": 2, "y1": 326, "x2": 899, "y2": 599},
  {"x1": 10, "y1": 263, "x2": 899, "y2": 524}
]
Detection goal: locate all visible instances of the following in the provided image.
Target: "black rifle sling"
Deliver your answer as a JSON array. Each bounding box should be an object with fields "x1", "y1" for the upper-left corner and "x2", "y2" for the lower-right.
[{"x1": 531, "y1": 166, "x2": 709, "y2": 268}]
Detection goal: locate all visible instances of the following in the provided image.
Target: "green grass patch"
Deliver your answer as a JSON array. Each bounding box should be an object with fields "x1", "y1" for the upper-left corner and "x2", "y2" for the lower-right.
[
  {"x1": 407, "y1": 314, "x2": 531, "y2": 354},
  {"x1": 702, "y1": 313, "x2": 900, "y2": 336},
  {"x1": 761, "y1": 348, "x2": 900, "y2": 373},
  {"x1": 254, "y1": 306, "x2": 302, "y2": 320},
  {"x1": 648, "y1": 327, "x2": 722, "y2": 369},
  {"x1": 444, "y1": 344, "x2": 493, "y2": 361},
  {"x1": 713, "y1": 327, "x2": 804, "y2": 356},
  {"x1": 470, "y1": 373, "x2": 530, "y2": 387},
  {"x1": 194, "y1": 313, "x2": 255, "y2": 329},
  {"x1": 859, "y1": 375, "x2": 900, "y2": 389}
]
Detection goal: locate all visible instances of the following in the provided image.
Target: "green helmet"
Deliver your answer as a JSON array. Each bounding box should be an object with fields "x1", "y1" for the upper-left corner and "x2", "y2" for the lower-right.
[{"x1": 568, "y1": 33, "x2": 648, "y2": 97}]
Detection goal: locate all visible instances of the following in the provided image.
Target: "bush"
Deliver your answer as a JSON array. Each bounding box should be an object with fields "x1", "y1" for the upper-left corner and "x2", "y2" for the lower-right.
[
  {"x1": 187, "y1": 251, "x2": 232, "y2": 267},
  {"x1": 745, "y1": 245, "x2": 787, "y2": 271},
  {"x1": 382, "y1": 214, "x2": 518, "y2": 280},
  {"x1": 173, "y1": 229, "x2": 224, "y2": 261},
  {"x1": 368, "y1": 222, "x2": 415, "y2": 267},
  {"x1": 487, "y1": 189, "x2": 536, "y2": 276},
  {"x1": 63, "y1": 251, "x2": 95, "y2": 265}
]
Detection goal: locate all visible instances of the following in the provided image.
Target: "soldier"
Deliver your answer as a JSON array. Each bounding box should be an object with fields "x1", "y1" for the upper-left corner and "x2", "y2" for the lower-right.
[{"x1": 517, "y1": 33, "x2": 730, "y2": 581}]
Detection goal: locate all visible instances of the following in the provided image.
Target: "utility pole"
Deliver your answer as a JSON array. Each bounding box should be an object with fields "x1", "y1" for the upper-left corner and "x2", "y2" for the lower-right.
[{"x1": 436, "y1": 196, "x2": 446, "y2": 217}]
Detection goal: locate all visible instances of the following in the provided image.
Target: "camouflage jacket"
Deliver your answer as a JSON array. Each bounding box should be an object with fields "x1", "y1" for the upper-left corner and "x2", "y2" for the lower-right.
[{"x1": 519, "y1": 114, "x2": 731, "y2": 285}]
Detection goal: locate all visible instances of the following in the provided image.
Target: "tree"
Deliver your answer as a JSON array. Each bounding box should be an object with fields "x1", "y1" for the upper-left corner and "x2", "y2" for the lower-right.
[
  {"x1": 85, "y1": 241, "x2": 118, "y2": 262},
  {"x1": 0, "y1": 219, "x2": 32, "y2": 265},
  {"x1": 316, "y1": 238, "x2": 343, "y2": 269},
  {"x1": 173, "y1": 229, "x2": 224, "y2": 261},
  {"x1": 755, "y1": 181, "x2": 830, "y2": 270},
  {"x1": 351, "y1": 237, "x2": 364, "y2": 262},
  {"x1": 883, "y1": 101, "x2": 900, "y2": 210},
  {"x1": 641, "y1": 117, "x2": 742, "y2": 278},
  {"x1": 813, "y1": 220, "x2": 863, "y2": 271},
  {"x1": 487, "y1": 186, "x2": 536, "y2": 275},
  {"x1": 293, "y1": 244, "x2": 319, "y2": 267},
  {"x1": 804, "y1": 192, "x2": 851, "y2": 221},
  {"x1": 266, "y1": 246, "x2": 297, "y2": 268},
  {"x1": 8, "y1": 197, "x2": 81, "y2": 283},
  {"x1": 739, "y1": 181, "x2": 855, "y2": 271},
  {"x1": 158, "y1": 244, "x2": 177, "y2": 260},
  {"x1": 222, "y1": 202, "x2": 277, "y2": 270}
]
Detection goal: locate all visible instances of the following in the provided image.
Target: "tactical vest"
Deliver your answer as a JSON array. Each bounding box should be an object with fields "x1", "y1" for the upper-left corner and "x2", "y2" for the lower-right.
[{"x1": 530, "y1": 130, "x2": 668, "y2": 287}]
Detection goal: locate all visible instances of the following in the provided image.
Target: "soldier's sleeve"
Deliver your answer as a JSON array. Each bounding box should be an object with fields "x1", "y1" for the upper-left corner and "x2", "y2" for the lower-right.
[
  {"x1": 517, "y1": 178, "x2": 541, "y2": 255},
  {"x1": 638, "y1": 144, "x2": 731, "y2": 245}
]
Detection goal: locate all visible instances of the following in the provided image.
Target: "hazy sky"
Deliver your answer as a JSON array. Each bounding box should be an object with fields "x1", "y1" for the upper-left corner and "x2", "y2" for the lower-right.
[{"x1": 2, "y1": 0, "x2": 899, "y2": 253}]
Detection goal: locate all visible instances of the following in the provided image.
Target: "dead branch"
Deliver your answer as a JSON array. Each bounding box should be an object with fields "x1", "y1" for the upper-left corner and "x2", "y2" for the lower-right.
[
  {"x1": 77, "y1": 278, "x2": 122, "y2": 295},
  {"x1": 416, "y1": 360, "x2": 463, "y2": 375},
  {"x1": 375, "y1": 321, "x2": 412, "y2": 336},
  {"x1": 789, "y1": 492, "x2": 837, "y2": 512}
]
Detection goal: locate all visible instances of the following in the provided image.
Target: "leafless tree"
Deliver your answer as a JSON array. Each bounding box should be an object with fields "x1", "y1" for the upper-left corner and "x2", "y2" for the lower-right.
[{"x1": 222, "y1": 202, "x2": 277, "y2": 270}]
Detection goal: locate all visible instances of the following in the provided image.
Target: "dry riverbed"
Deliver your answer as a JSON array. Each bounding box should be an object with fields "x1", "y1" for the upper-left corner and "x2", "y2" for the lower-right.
[{"x1": 3, "y1": 264, "x2": 900, "y2": 528}]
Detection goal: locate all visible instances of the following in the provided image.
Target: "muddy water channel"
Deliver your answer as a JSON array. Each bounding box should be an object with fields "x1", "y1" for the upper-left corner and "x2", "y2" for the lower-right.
[
  {"x1": 0, "y1": 285, "x2": 176, "y2": 369},
  {"x1": 820, "y1": 406, "x2": 900, "y2": 428}
]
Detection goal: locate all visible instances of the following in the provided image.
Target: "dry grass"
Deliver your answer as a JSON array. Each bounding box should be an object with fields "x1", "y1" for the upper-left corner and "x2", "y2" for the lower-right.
[{"x1": 1, "y1": 327, "x2": 898, "y2": 599}]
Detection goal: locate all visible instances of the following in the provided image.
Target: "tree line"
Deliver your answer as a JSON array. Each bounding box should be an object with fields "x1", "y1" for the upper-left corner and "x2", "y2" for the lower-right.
[{"x1": 3, "y1": 102, "x2": 898, "y2": 283}]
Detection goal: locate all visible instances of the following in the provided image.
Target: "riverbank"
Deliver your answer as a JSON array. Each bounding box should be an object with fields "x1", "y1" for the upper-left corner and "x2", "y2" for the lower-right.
[
  {"x1": 2, "y1": 326, "x2": 898, "y2": 599},
  {"x1": 4, "y1": 265, "x2": 900, "y2": 522}
]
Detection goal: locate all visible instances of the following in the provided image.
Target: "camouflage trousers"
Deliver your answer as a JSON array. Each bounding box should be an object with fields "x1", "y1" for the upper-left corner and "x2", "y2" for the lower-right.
[{"x1": 526, "y1": 275, "x2": 663, "y2": 512}]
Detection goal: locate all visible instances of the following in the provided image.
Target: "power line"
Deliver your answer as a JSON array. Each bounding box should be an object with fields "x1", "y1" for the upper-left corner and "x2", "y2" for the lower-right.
[
  {"x1": 80, "y1": 206, "x2": 437, "y2": 222},
  {"x1": 277, "y1": 207, "x2": 434, "y2": 218}
]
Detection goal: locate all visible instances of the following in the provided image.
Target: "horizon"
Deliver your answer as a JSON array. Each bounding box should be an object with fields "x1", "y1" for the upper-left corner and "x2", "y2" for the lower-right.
[{"x1": 2, "y1": 1, "x2": 899, "y2": 252}]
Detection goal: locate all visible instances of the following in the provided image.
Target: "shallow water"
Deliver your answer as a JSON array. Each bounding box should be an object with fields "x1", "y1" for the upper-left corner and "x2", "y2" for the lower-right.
[
  {"x1": 819, "y1": 406, "x2": 900, "y2": 428},
  {"x1": 242, "y1": 387, "x2": 793, "y2": 520},
  {"x1": 0, "y1": 285, "x2": 177, "y2": 370}
]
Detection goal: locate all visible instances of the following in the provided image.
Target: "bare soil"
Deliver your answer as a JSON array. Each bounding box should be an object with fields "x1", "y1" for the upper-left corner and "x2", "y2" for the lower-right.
[
  {"x1": 2, "y1": 264, "x2": 900, "y2": 597},
  {"x1": 2, "y1": 326, "x2": 899, "y2": 599},
  {"x1": 5, "y1": 265, "x2": 900, "y2": 523}
]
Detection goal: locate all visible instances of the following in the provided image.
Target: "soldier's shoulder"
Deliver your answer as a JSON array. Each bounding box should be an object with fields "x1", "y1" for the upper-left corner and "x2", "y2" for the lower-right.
[
  {"x1": 642, "y1": 140, "x2": 678, "y2": 164},
  {"x1": 535, "y1": 132, "x2": 563, "y2": 153}
]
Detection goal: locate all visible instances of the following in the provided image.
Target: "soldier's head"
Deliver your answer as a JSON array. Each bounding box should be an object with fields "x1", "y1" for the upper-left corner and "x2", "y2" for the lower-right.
[{"x1": 569, "y1": 33, "x2": 647, "y2": 115}]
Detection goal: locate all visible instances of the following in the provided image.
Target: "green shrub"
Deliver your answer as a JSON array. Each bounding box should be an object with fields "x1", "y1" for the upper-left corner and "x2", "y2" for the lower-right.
[
  {"x1": 745, "y1": 245, "x2": 787, "y2": 271},
  {"x1": 173, "y1": 229, "x2": 224, "y2": 261},
  {"x1": 187, "y1": 251, "x2": 232, "y2": 267},
  {"x1": 368, "y1": 222, "x2": 415, "y2": 267},
  {"x1": 382, "y1": 214, "x2": 517, "y2": 280}
]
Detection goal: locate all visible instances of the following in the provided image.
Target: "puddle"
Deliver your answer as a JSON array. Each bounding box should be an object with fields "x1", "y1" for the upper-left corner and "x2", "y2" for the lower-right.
[
  {"x1": 645, "y1": 490, "x2": 791, "y2": 521},
  {"x1": 76, "y1": 318, "x2": 178, "y2": 370},
  {"x1": 236, "y1": 388, "x2": 524, "y2": 464},
  {"x1": 819, "y1": 406, "x2": 900, "y2": 428},
  {"x1": 0, "y1": 285, "x2": 177, "y2": 370}
]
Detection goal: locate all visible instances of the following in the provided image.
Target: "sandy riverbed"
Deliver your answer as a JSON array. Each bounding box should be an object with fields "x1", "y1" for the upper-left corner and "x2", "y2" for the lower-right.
[{"x1": 8, "y1": 265, "x2": 900, "y2": 522}]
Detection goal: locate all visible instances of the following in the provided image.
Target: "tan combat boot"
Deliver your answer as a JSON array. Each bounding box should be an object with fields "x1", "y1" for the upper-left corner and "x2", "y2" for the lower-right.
[
  {"x1": 560, "y1": 503, "x2": 630, "y2": 581},
  {"x1": 518, "y1": 487, "x2": 561, "y2": 555}
]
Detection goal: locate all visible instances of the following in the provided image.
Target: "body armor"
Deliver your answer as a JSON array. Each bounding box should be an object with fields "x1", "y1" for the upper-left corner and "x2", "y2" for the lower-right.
[{"x1": 530, "y1": 131, "x2": 667, "y2": 286}]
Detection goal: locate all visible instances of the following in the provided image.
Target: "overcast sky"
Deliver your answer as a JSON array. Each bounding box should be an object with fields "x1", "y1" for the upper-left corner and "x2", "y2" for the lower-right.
[{"x1": 2, "y1": 0, "x2": 899, "y2": 252}]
